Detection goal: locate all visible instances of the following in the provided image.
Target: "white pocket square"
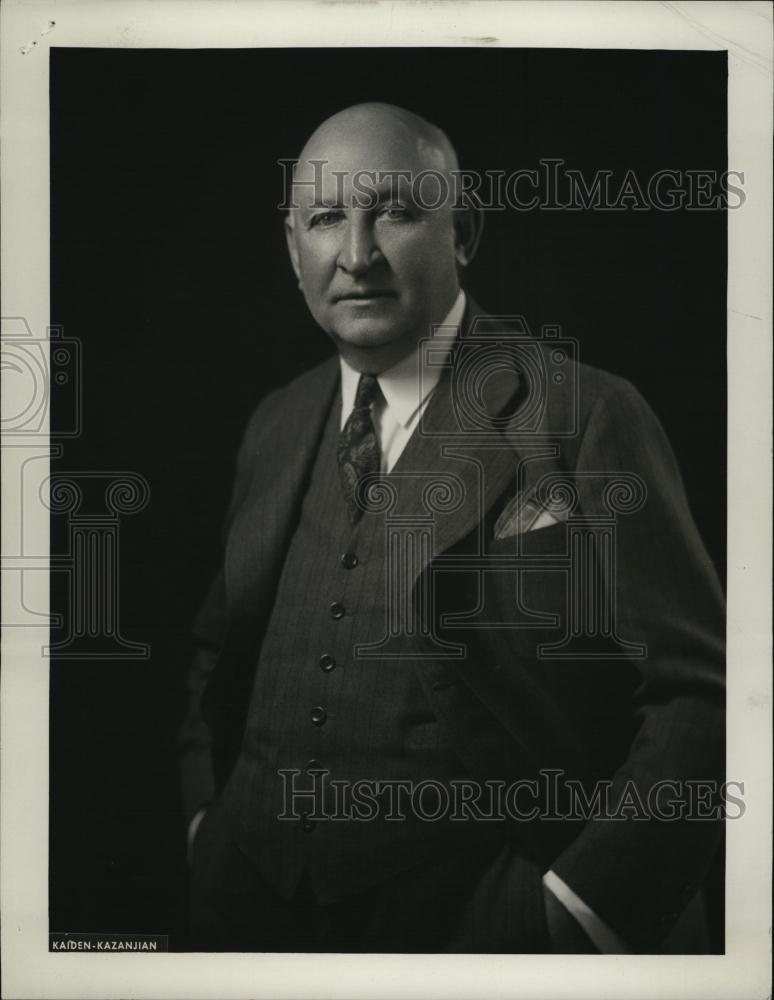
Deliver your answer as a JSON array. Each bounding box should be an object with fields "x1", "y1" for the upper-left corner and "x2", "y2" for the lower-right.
[{"x1": 493, "y1": 492, "x2": 570, "y2": 540}]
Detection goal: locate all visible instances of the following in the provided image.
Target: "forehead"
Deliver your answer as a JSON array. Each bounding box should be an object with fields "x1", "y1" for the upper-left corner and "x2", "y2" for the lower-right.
[{"x1": 292, "y1": 123, "x2": 449, "y2": 204}]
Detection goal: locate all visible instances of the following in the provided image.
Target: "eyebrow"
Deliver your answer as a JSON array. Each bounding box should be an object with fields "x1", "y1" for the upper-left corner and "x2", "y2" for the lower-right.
[
  {"x1": 305, "y1": 199, "x2": 346, "y2": 210},
  {"x1": 299, "y1": 187, "x2": 416, "y2": 213}
]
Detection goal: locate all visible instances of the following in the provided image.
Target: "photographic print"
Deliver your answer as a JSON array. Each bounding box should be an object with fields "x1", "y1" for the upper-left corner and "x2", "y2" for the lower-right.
[{"x1": 1, "y1": 2, "x2": 771, "y2": 998}]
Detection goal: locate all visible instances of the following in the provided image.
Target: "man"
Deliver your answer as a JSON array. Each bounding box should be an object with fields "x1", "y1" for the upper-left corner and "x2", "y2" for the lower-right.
[{"x1": 179, "y1": 103, "x2": 725, "y2": 953}]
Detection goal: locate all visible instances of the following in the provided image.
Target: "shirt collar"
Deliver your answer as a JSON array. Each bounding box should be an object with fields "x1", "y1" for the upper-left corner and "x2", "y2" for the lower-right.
[{"x1": 339, "y1": 290, "x2": 466, "y2": 428}]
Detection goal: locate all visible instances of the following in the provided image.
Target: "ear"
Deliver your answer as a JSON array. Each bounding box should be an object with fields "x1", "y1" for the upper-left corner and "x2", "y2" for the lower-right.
[
  {"x1": 452, "y1": 201, "x2": 484, "y2": 269},
  {"x1": 284, "y1": 213, "x2": 302, "y2": 286}
]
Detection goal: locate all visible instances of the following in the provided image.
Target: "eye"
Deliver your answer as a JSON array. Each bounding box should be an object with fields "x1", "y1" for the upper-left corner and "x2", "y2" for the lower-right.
[
  {"x1": 309, "y1": 210, "x2": 344, "y2": 229},
  {"x1": 378, "y1": 205, "x2": 410, "y2": 221}
]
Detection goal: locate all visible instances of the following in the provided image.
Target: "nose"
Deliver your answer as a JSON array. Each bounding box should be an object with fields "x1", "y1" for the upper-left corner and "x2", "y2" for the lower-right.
[{"x1": 337, "y1": 212, "x2": 381, "y2": 277}]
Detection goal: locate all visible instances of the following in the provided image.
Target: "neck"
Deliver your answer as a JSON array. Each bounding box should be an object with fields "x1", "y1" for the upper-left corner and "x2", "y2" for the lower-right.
[{"x1": 335, "y1": 337, "x2": 420, "y2": 375}]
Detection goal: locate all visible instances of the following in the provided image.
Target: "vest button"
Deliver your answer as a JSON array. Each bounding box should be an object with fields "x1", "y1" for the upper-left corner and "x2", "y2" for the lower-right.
[
  {"x1": 311, "y1": 706, "x2": 327, "y2": 727},
  {"x1": 300, "y1": 813, "x2": 316, "y2": 833},
  {"x1": 341, "y1": 552, "x2": 358, "y2": 569},
  {"x1": 319, "y1": 654, "x2": 336, "y2": 672},
  {"x1": 306, "y1": 758, "x2": 323, "y2": 771},
  {"x1": 329, "y1": 601, "x2": 345, "y2": 619}
]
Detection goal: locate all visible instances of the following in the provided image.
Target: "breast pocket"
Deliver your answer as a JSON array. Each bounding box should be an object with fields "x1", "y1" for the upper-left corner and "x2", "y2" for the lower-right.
[
  {"x1": 486, "y1": 522, "x2": 570, "y2": 660},
  {"x1": 487, "y1": 520, "x2": 569, "y2": 556}
]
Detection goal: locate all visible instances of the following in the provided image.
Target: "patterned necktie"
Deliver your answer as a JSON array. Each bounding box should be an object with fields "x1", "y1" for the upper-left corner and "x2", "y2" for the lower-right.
[{"x1": 338, "y1": 373, "x2": 382, "y2": 525}]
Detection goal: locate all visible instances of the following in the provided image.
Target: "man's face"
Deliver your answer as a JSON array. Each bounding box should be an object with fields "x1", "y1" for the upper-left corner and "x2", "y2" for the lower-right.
[{"x1": 285, "y1": 121, "x2": 461, "y2": 369}]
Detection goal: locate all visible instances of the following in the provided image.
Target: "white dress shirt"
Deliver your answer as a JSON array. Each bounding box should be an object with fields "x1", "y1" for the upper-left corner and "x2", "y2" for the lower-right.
[
  {"x1": 339, "y1": 290, "x2": 466, "y2": 471},
  {"x1": 337, "y1": 287, "x2": 629, "y2": 953}
]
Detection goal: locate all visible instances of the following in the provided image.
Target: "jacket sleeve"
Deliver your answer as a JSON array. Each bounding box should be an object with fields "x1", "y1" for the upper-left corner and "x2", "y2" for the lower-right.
[
  {"x1": 549, "y1": 374, "x2": 726, "y2": 951},
  {"x1": 177, "y1": 393, "x2": 276, "y2": 827}
]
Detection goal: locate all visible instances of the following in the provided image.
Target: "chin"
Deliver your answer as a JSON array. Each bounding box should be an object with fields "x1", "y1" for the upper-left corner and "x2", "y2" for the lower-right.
[
  {"x1": 336, "y1": 327, "x2": 403, "y2": 349},
  {"x1": 331, "y1": 315, "x2": 409, "y2": 349}
]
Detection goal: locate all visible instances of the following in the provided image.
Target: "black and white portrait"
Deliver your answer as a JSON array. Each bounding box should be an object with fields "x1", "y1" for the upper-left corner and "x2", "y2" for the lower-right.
[{"x1": 1, "y1": 3, "x2": 770, "y2": 998}]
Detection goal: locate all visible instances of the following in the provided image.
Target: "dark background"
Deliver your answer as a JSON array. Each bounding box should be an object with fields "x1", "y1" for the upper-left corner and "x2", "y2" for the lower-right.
[{"x1": 50, "y1": 47, "x2": 727, "y2": 950}]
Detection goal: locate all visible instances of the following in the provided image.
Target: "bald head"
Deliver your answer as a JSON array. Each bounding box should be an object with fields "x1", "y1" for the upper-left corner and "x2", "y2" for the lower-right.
[
  {"x1": 288, "y1": 103, "x2": 462, "y2": 218},
  {"x1": 297, "y1": 102, "x2": 459, "y2": 180}
]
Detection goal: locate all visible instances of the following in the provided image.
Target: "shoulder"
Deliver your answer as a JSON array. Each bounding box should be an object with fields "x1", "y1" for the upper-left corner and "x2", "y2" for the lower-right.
[
  {"x1": 545, "y1": 352, "x2": 677, "y2": 480},
  {"x1": 572, "y1": 359, "x2": 663, "y2": 438},
  {"x1": 509, "y1": 332, "x2": 654, "y2": 443},
  {"x1": 464, "y1": 303, "x2": 648, "y2": 435},
  {"x1": 239, "y1": 354, "x2": 339, "y2": 449}
]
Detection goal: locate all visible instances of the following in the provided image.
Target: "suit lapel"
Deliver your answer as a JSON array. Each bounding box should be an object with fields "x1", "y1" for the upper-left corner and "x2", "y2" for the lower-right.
[
  {"x1": 225, "y1": 356, "x2": 340, "y2": 639},
  {"x1": 399, "y1": 300, "x2": 553, "y2": 774},
  {"x1": 207, "y1": 356, "x2": 338, "y2": 778},
  {"x1": 392, "y1": 297, "x2": 530, "y2": 584}
]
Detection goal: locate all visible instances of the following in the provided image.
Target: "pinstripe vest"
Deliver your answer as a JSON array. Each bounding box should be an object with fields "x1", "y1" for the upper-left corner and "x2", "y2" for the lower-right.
[{"x1": 221, "y1": 387, "x2": 505, "y2": 903}]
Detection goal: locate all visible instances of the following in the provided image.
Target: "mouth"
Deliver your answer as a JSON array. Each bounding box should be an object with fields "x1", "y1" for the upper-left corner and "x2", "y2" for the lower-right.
[{"x1": 333, "y1": 291, "x2": 396, "y2": 303}]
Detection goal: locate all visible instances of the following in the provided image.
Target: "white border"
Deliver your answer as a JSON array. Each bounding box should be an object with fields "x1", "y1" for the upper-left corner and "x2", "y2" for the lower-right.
[{"x1": 1, "y1": 2, "x2": 771, "y2": 998}]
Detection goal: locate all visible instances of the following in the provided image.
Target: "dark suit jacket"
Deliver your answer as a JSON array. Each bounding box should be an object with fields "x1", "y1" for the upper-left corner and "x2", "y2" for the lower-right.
[{"x1": 180, "y1": 299, "x2": 725, "y2": 952}]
